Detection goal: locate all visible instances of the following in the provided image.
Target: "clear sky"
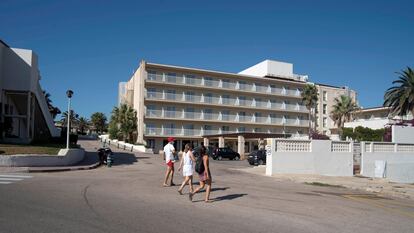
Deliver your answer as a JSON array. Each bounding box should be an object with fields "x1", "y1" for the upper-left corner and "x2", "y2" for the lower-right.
[{"x1": 1, "y1": 0, "x2": 413, "y2": 120}]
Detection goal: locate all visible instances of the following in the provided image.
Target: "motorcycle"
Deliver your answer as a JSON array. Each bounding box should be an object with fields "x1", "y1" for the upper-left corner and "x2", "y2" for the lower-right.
[{"x1": 97, "y1": 148, "x2": 114, "y2": 166}]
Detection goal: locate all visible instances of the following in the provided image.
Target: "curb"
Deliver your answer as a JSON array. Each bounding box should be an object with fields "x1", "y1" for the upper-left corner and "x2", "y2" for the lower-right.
[{"x1": 27, "y1": 161, "x2": 101, "y2": 173}]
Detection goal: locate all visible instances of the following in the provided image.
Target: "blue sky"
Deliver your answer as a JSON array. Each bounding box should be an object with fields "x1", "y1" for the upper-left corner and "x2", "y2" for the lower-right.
[{"x1": 1, "y1": 0, "x2": 413, "y2": 119}]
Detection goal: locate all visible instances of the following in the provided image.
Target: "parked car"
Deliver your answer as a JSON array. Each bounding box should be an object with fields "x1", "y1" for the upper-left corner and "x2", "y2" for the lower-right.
[
  {"x1": 212, "y1": 147, "x2": 240, "y2": 160},
  {"x1": 247, "y1": 150, "x2": 266, "y2": 165}
]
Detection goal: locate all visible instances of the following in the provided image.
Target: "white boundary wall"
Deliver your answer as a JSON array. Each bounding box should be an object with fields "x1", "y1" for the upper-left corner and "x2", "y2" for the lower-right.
[
  {"x1": 0, "y1": 148, "x2": 85, "y2": 167},
  {"x1": 266, "y1": 139, "x2": 353, "y2": 177},
  {"x1": 361, "y1": 142, "x2": 414, "y2": 183}
]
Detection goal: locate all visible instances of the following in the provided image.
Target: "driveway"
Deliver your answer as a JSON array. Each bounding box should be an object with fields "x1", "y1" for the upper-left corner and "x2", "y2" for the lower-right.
[{"x1": 0, "y1": 139, "x2": 413, "y2": 233}]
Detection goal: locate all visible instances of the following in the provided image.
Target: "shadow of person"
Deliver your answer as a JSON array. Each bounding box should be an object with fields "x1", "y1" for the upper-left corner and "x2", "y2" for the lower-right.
[
  {"x1": 199, "y1": 187, "x2": 230, "y2": 193},
  {"x1": 211, "y1": 193, "x2": 247, "y2": 202}
]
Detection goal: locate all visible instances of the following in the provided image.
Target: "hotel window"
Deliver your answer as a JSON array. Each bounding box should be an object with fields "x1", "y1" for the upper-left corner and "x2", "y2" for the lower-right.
[
  {"x1": 185, "y1": 91, "x2": 195, "y2": 102},
  {"x1": 185, "y1": 75, "x2": 196, "y2": 85},
  {"x1": 204, "y1": 125, "x2": 212, "y2": 134},
  {"x1": 222, "y1": 110, "x2": 230, "y2": 121},
  {"x1": 254, "y1": 128, "x2": 262, "y2": 133},
  {"x1": 147, "y1": 88, "x2": 157, "y2": 98},
  {"x1": 323, "y1": 117, "x2": 327, "y2": 128},
  {"x1": 239, "y1": 81, "x2": 247, "y2": 90},
  {"x1": 164, "y1": 123, "x2": 175, "y2": 135},
  {"x1": 148, "y1": 70, "x2": 157, "y2": 81},
  {"x1": 166, "y1": 73, "x2": 176, "y2": 83},
  {"x1": 222, "y1": 94, "x2": 230, "y2": 105},
  {"x1": 239, "y1": 96, "x2": 246, "y2": 106},
  {"x1": 165, "y1": 106, "x2": 176, "y2": 118},
  {"x1": 146, "y1": 105, "x2": 156, "y2": 116},
  {"x1": 204, "y1": 77, "x2": 213, "y2": 86},
  {"x1": 255, "y1": 98, "x2": 262, "y2": 107},
  {"x1": 166, "y1": 89, "x2": 176, "y2": 100},
  {"x1": 184, "y1": 124, "x2": 194, "y2": 136},
  {"x1": 221, "y1": 126, "x2": 230, "y2": 132},
  {"x1": 238, "y1": 126, "x2": 246, "y2": 132},
  {"x1": 204, "y1": 109, "x2": 213, "y2": 120},
  {"x1": 255, "y1": 83, "x2": 263, "y2": 92},
  {"x1": 239, "y1": 111, "x2": 246, "y2": 121},
  {"x1": 255, "y1": 112, "x2": 262, "y2": 122},
  {"x1": 146, "y1": 123, "x2": 156, "y2": 134},
  {"x1": 323, "y1": 104, "x2": 327, "y2": 114},
  {"x1": 222, "y1": 79, "x2": 231, "y2": 88},
  {"x1": 185, "y1": 107, "x2": 195, "y2": 119},
  {"x1": 323, "y1": 91, "x2": 327, "y2": 101},
  {"x1": 204, "y1": 93, "x2": 213, "y2": 103},
  {"x1": 270, "y1": 113, "x2": 277, "y2": 123}
]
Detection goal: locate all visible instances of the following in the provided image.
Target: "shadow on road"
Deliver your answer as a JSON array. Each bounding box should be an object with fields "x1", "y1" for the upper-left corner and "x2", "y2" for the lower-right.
[
  {"x1": 199, "y1": 187, "x2": 230, "y2": 193},
  {"x1": 112, "y1": 152, "x2": 138, "y2": 166},
  {"x1": 212, "y1": 193, "x2": 247, "y2": 202}
]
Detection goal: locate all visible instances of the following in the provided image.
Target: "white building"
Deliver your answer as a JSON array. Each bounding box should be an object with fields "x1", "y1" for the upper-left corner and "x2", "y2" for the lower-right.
[
  {"x1": 344, "y1": 106, "x2": 413, "y2": 130},
  {"x1": 0, "y1": 39, "x2": 60, "y2": 143}
]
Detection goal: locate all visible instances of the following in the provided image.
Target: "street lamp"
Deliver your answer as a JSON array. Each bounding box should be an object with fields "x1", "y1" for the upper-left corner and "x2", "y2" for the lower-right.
[{"x1": 66, "y1": 90, "x2": 74, "y2": 149}]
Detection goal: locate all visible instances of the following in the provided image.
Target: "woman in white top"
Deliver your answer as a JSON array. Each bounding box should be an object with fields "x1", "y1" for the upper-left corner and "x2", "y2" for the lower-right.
[{"x1": 178, "y1": 143, "x2": 195, "y2": 195}]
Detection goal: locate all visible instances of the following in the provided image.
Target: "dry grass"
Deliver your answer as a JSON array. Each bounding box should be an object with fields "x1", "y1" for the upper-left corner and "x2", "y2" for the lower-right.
[{"x1": 0, "y1": 143, "x2": 66, "y2": 155}]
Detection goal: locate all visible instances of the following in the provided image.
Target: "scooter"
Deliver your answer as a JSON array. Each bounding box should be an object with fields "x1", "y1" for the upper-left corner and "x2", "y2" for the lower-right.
[{"x1": 97, "y1": 148, "x2": 114, "y2": 167}]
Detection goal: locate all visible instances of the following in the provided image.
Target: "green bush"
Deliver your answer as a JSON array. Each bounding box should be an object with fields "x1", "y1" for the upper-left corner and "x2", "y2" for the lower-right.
[{"x1": 341, "y1": 126, "x2": 385, "y2": 141}]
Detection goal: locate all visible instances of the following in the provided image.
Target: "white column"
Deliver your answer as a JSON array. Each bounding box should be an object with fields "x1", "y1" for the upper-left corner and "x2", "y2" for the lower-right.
[
  {"x1": 238, "y1": 135, "x2": 245, "y2": 159},
  {"x1": 219, "y1": 136, "x2": 225, "y2": 148},
  {"x1": 203, "y1": 137, "x2": 209, "y2": 147}
]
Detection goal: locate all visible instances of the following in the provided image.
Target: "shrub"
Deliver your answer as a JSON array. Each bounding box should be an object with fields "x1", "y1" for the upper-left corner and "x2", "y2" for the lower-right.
[
  {"x1": 310, "y1": 131, "x2": 330, "y2": 140},
  {"x1": 341, "y1": 126, "x2": 385, "y2": 141}
]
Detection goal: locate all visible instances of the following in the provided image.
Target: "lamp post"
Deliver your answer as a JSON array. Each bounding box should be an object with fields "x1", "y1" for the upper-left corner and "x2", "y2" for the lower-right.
[{"x1": 66, "y1": 90, "x2": 74, "y2": 149}]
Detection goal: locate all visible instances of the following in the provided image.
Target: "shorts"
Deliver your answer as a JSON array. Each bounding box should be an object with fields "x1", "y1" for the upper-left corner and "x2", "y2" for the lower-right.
[{"x1": 167, "y1": 161, "x2": 174, "y2": 169}]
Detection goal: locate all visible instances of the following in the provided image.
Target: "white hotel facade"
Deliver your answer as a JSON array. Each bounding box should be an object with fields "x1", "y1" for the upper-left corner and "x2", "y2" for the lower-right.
[{"x1": 119, "y1": 60, "x2": 356, "y2": 153}]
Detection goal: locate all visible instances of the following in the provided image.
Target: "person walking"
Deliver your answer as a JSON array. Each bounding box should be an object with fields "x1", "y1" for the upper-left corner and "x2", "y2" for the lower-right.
[
  {"x1": 178, "y1": 143, "x2": 195, "y2": 195},
  {"x1": 189, "y1": 145, "x2": 212, "y2": 202},
  {"x1": 163, "y1": 137, "x2": 176, "y2": 187}
]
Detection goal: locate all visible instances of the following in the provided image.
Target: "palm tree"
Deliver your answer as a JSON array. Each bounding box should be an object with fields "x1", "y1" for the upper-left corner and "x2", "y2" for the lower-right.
[
  {"x1": 42, "y1": 90, "x2": 61, "y2": 119},
  {"x1": 61, "y1": 110, "x2": 80, "y2": 132},
  {"x1": 331, "y1": 95, "x2": 359, "y2": 134},
  {"x1": 384, "y1": 67, "x2": 414, "y2": 117},
  {"x1": 301, "y1": 84, "x2": 319, "y2": 138},
  {"x1": 109, "y1": 104, "x2": 137, "y2": 142},
  {"x1": 90, "y1": 112, "x2": 107, "y2": 134},
  {"x1": 78, "y1": 117, "x2": 89, "y2": 134}
]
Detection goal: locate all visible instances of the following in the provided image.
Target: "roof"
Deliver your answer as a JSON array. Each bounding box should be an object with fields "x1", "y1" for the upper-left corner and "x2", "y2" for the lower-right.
[
  {"x1": 0, "y1": 39, "x2": 10, "y2": 48},
  {"x1": 145, "y1": 61, "x2": 307, "y2": 85}
]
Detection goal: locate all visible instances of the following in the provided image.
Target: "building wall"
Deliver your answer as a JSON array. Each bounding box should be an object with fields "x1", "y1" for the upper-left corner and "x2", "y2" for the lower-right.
[
  {"x1": 392, "y1": 125, "x2": 414, "y2": 143},
  {"x1": 266, "y1": 139, "x2": 353, "y2": 176},
  {"x1": 315, "y1": 85, "x2": 357, "y2": 135},
  {"x1": 361, "y1": 142, "x2": 414, "y2": 183}
]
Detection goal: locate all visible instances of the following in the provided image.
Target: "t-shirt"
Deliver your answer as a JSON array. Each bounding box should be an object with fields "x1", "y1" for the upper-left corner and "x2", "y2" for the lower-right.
[{"x1": 163, "y1": 143, "x2": 175, "y2": 163}]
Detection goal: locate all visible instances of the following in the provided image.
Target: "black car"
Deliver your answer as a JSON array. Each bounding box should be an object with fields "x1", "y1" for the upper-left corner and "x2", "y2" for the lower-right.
[
  {"x1": 212, "y1": 147, "x2": 240, "y2": 160},
  {"x1": 247, "y1": 150, "x2": 266, "y2": 165}
]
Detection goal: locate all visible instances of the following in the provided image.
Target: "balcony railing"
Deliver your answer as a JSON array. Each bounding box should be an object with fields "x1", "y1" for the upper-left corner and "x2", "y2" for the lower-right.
[
  {"x1": 146, "y1": 74, "x2": 303, "y2": 98},
  {"x1": 145, "y1": 92, "x2": 308, "y2": 113}
]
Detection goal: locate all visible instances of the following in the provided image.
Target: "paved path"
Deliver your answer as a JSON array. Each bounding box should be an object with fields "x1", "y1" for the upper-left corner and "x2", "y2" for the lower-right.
[{"x1": 0, "y1": 139, "x2": 414, "y2": 233}]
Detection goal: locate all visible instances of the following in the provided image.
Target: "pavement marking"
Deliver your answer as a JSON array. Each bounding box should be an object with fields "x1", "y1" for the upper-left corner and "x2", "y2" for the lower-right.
[
  {"x1": 0, "y1": 181, "x2": 12, "y2": 184},
  {"x1": 343, "y1": 194, "x2": 414, "y2": 219},
  {"x1": 0, "y1": 174, "x2": 33, "y2": 185}
]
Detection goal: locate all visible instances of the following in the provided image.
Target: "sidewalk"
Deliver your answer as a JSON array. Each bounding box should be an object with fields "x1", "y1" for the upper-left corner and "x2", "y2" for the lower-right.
[
  {"x1": 0, "y1": 140, "x2": 101, "y2": 173},
  {"x1": 235, "y1": 166, "x2": 414, "y2": 200}
]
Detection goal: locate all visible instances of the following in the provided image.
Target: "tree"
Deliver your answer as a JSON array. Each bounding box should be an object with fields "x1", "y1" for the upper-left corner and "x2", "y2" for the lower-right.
[
  {"x1": 78, "y1": 117, "x2": 89, "y2": 134},
  {"x1": 384, "y1": 67, "x2": 414, "y2": 117},
  {"x1": 60, "y1": 110, "x2": 79, "y2": 132},
  {"x1": 301, "y1": 84, "x2": 319, "y2": 138},
  {"x1": 330, "y1": 95, "x2": 359, "y2": 135},
  {"x1": 90, "y1": 112, "x2": 107, "y2": 134},
  {"x1": 42, "y1": 90, "x2": 61, "y2": 119},
  {"x1": 108, "y1": 104, "x2": 137, "y2": 142}
]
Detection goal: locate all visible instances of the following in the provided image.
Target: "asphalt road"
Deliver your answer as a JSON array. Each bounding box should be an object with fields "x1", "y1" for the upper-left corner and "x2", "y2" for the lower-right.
[{"x1": 1, "y1": 139, "x2": 414, "y2": 233}]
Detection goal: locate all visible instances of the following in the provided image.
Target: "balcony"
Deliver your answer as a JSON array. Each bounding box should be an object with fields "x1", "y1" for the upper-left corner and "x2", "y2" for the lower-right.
[
  {"x1": 146, "y1": 73, "x2": 303, "y2": 98},
  {"x1": 145, "y1": 128, "x2": 222, "y2": 137},
  {"x1": 145, "y1": 92, "x2": 308, "y2": 113}
]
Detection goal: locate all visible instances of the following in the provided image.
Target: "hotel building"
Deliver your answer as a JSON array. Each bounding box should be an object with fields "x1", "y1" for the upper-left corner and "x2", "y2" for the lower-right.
[{"x1": 119, "y1": 59, "x2": 357, "y2": 154}]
